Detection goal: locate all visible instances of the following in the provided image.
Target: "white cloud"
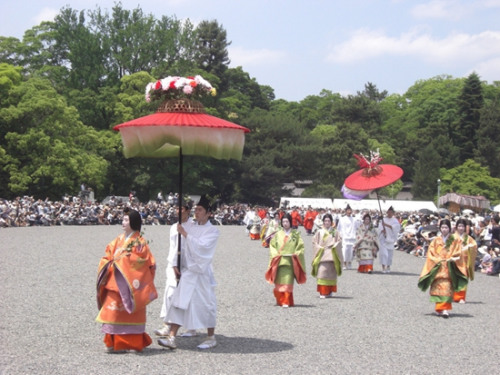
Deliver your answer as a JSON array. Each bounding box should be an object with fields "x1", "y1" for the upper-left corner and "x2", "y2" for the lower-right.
[
  {"x1": 33, "y1": 8, "x2": 59, "y2": 24},
  {"x1": 228, "y1": 46, "x2": 287, "y2": 67},
  {"x1": 411, "y1": 0, "x2": 500, "y2": 20},
  {"x1": 326, "y1": 28, "x2": 500, "y2": 67},
  {"x1": 411, "y1": 0, "x2": 466, "y2": 20}
]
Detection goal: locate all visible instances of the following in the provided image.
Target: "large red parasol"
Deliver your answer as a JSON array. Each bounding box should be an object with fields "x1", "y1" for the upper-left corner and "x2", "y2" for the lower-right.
[
  {"x1": 114, "y1": 100, "x2": 249, "y2": 160},
  {"x1": 344, "y1": 151, "x2": 403, "y2": 233},
  {"x1": 114, "y1": 76, "x2": 250, "y2": 278}
]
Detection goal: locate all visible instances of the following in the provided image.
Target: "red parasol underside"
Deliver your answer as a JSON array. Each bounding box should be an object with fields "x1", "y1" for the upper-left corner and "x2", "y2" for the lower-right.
[
  {"x1": 344, "y1": 164, "x2": 403, "y2": 191},
  {"x1": 113, "y1": 111, "x2": 250, "y2": 160},
  {"x1": 113, "y1": 112, "x2": 250, "y2": 132}
]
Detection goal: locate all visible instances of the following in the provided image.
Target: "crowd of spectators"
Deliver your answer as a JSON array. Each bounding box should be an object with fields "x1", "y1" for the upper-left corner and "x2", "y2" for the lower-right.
[
  {"x1": 0, "y1": 194, "x2": 251, "y2": 228},
  {"x1": 1, "y1": 195, "x2": 499, "y2": 277}
]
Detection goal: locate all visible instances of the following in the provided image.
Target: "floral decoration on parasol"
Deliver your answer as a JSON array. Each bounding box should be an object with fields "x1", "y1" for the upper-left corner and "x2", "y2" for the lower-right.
[
  {"x1": 114, "y1": 75, "x2": 250, "y2": 279},
  {"x1": 145, "y1": 75, "x2": 217, "y2": 101}
]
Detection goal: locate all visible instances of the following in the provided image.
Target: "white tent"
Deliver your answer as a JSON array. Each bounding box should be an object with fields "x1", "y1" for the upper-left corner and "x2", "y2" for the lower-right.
[
  {"x1": 280, "y1": 197, "x2": 333, "y2": 209},
  {"x1": 333, "y1": 199, "x2": 437, "y2": 212},
  {"x1": 493, "y1": 204, "x2": 500, "y2": 212}
]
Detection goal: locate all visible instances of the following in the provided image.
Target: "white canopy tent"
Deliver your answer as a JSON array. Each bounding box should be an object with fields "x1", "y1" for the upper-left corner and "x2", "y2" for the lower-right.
[{"x1": 333, "y1": 199, "x2": 437, "y2": 212}]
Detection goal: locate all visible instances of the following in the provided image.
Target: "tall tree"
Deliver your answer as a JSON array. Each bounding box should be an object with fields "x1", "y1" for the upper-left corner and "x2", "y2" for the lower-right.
[
  {"x1": 51, "y1": 7, "x2": 106, "y2": 91},
  {"x1": 309, "y1": 121, "x2": 370, "y2": 192},
  {"x1": 476, "y1": 99, "x2": 500, "y2": 177},
  {"x1": 239, "y1": 109, "x2": 313, "y2": 204},
  {"x1": 195, "y1": 20, "x2": 231, "y2": 78},
  {"x1": 411, "y1": 143, "x2": 441, "y2": 200},
  {"x1": 454, "y1": 72, "x2": 484, "y2": 162}
]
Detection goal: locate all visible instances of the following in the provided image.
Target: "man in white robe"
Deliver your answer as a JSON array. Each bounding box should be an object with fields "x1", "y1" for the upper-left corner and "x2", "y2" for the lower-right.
[
  {"x1": 158, "y1": 195, "x2": 220, "y2": 350},
  {"x1": 377, "y1": 206, "x2": 401, "y2": 273},
  {"x1": 336, "y1": 205, "x2": 358, "y2": 269},
  {"x1": 154, "y1": 199, "x2": 195, "y2": 337}
]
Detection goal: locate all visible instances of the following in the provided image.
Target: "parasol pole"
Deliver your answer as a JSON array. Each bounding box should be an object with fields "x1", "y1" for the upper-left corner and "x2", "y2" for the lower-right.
[
  {"x1": 376, "y1": 190, "x2": 387, "y2": 237},
  {"x1": 177, "y1": 148, "x2": 183, "y2": 282}
]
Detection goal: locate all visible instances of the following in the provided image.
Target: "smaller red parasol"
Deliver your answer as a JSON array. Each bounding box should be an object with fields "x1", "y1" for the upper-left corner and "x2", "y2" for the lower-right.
[
  {"x1": 343, "y1": 151, "x2": 403, "y2": 235},
  {"x1": 344, "y1": 152, "x2": 403, "y2": 191}
]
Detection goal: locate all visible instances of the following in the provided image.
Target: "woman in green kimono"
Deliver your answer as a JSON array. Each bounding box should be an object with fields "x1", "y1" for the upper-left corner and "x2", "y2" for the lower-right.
[
  {"x1": 265, "y1": 213, "x2": 306, "y2": 307},
  {"x1": 311, "y1": 214, "x2": 343, "y2": 298}
]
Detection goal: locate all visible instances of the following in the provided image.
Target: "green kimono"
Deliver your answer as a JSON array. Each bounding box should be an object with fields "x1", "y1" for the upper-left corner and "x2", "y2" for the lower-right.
[{"x1": 266, "y1": 229, "x2": 306, "y2": 291}]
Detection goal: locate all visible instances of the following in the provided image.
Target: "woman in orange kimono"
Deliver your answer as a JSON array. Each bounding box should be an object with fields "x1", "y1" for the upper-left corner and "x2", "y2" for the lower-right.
[
  {"x1": 452, "y1": 218, "x2": 477, "y2": 303},
  {"x1": 96, "y1": 208, "x2": 157, "y2": 352},
  {"x1": 418, "y1": 219, "x2": 468, "y2": 318}
]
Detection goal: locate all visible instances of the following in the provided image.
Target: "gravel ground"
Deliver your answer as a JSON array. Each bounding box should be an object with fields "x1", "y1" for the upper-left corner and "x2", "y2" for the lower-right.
[{"x1": 0, "y1": 225, "x2": 498, "y2": 375}]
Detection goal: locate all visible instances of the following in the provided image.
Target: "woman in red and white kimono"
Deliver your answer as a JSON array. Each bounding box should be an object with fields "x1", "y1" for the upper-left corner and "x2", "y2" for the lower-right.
[{"x1": 96, "y1": 208, "x2": 157, "y2": 353}]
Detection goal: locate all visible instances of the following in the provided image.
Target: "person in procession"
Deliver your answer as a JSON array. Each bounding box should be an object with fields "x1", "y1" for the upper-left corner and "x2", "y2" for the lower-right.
[
  {"x1": 312, "y1": 209, "x2": 325, "y2": 235},
  {"x1": 377, "y1": 206, "x2": 401, "y2": 273},
  {"x1": 353, "y1": 213, "x2": 379, "y2": 273},
  {"x1": 154, "y1": 198, "x2": 198, "y2": 338},
  {"x1": 303, "y1": 206, "x2": 318, "y2": 235},
  {"x1": 158, "y1": 195, "x2": 220, "y2": 350},
  {"x1": 290, "y1": 207, "x2": 303, "y2": 229},
  {"x1": 248, "y1": 207, "x2": 262, "y2": 240},
  {"x1": 96, "y1": 208, "x2": 157, "y2": 353},
  {"x1": 452, "y1": 218, "x2": 478, "y2": 303},
  {"x1": 311, "y1": 214, "x2": 343, "y2": 298},
  {"x1": 265, "y1": 213, "x2": 307, "y2": 307},
  {"x1": 336, "y1": 204, "x2": 358, "y2": 270},
  {"x1": 418, "y1": 219, "x2": 468, "y2": 318},
  {"x1": 262, "y1": 212, "x2": 280, "y2": 248}
]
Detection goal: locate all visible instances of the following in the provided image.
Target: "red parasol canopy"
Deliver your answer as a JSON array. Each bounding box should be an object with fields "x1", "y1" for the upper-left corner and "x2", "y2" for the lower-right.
[
  {"x1": 114, "y1": 103, "x2": 249, "y2": 160},
  {"x1": 344, "y1": 164, "x2": 403, "y2": 191}
]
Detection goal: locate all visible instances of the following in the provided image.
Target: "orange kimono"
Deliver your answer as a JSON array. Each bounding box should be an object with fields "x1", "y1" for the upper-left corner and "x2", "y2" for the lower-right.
[
  {"x1": 96, "y1": 231, "x2": 157, "y2": 352},
  {"x1": 453, "y1": 234, "x2": 477, "y2": 302},
  {"x1": 418, "y1": 235, "x2": 468, "y2": 312},
  {"x1": 303, "y1": 210, "x2": 318, "y2": 234}
]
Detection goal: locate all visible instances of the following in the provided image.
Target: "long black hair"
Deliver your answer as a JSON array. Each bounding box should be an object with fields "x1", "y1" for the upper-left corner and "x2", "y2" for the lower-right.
[
  {"x1": 281, "y1": 213, "x2": 292, "y2": 227},
  {"x1": 124, "y1": 208, "x2": 142, "y2": 232}
]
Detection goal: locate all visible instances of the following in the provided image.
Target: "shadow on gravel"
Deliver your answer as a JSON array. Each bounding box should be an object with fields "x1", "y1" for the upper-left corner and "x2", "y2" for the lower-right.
[
  {"x1": 374, "y1": 271, "x2": 420, "y2": 276},
  {"x1": 459, "y1": 301, "x2": 484, "y2": 305},
  {"x1": 423, "y1": 312, "x2": 474, "y2": 318},
  {"x1": 141, "y1": 335, "x2": 294, "y2": 354}
]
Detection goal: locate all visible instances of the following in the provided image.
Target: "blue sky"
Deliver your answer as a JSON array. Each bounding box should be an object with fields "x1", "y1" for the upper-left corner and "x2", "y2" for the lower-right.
[{"x1": 1, "y1": 0, "x2": 499, "y2": 101}]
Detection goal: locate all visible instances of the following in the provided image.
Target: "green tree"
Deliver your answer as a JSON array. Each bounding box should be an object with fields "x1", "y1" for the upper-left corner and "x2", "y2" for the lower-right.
[
  {"x1": 0, "y1": 76, "x2": 109, "y2": 199},
  {"x1": 411, "y1": 143, "x2": 441, "y2": 200},
  {"x1": 394, "y1": 76, "x2": 462, "y2": 179},
  {"x1": 222, "y1": 66, "x2": 271, "y2": 110},
  {"x1": 476, "y1": 99, "x2": 500, "y2": 177},
  {"x1": 439, "y1": 159, "x2": 500, "y2": 203},
  {"x1": 454, "y1": 72, "x2": 484, "y2": 162},
  {"x1": 239, "y1": 109, "x2": 313, "y2": 204},
  {"x1": 0, "y1": 63, "x2": 22, "y2": 106},
  {"x1": 309, "y1": 122, "x2": 370, "y2": 194},
  {"x1": 195, "y1": 20, "x2": 231, "y2": 79}
]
